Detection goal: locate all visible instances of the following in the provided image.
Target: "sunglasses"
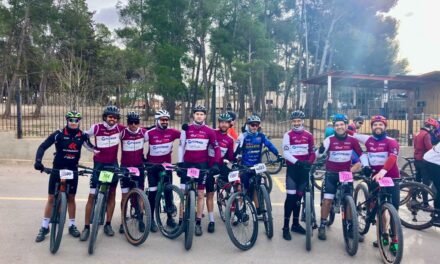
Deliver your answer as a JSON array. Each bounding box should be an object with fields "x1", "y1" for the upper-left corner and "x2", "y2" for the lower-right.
[
  {"x1": 357, "y1": 122, "x2": 364, "y2": 125},
  {"x1": 68, "y1": 118, "x2": 80, "y2": 123},
  {"x1": 249, "y1": 123, "x2": 260, "y2": 127},
  {"x1": 128, "y1": 121, "x2": 140, "y2": 125},
  {"x1": 159, "y1": 118, "x2": 169, "y2": 122},
  {"x1": 107, "y1": 115, "x2": 117, "y2": 120}
]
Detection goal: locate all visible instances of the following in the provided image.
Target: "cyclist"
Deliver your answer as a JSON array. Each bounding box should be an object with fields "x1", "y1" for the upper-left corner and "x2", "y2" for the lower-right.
[
  {"x1": 118, "y1": 111, "x2": 148, "y2": 234},
  {"x1": 144, "y1": 109, "x2": 181, "y2": 232},
  {"x1": 178, "y1": 105, "x2": 221, "y2": 236},
  {"x1": 317, "y1": 114, "x2": 367, "y2": 241},
  {"x1": 80, "y1": 105, "x2": 125, "y2": 240},
  {"x1": 226, "y1": 111, "x2": 239, "y2": 141},
  {"x1": 348, "y1": 116, "x2": 364, "y2": 133},
  {"x1": 235, "y1": 115, "x2": 282, "y2": 217},
  {"x1": 414, "y1": 118, "x2": 438, "y2": 187},
  {"x1": 281, "y1": 110, "x2": 315, "y2": 241},
  {"x1": 34, "y1": 111, "x2": 93, "y2": 242},
  {"x1": 423, "y1": 142, "x2": 440, "y2": 225},
  {"x1": 206, "y1": 113, "x2": 236, "y2": 233}
]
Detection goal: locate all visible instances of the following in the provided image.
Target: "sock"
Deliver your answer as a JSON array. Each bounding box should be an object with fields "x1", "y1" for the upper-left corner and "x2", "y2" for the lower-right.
[
  {"x1": 208, "y1": 212, "x2": 215, "y2": 223},
  {"x1": 148, "y1": 190, "x2": 157, "y2": 216},
  {"x1": 84, "y1": 224, "x2": 90, "y2": 230},
  {"x1": 283, "y1": 194, "x2": 295, "y2": 228},
  {"x1": 292, "y1": 195, "x2": 301, "y2": 226},
  {"x1": 196, "y1": 218, "x2": 201, "y2": 226},
  {"x1": 320, "y1": 218, "x2": 327, "y2": 228},
  {"x1": 68, "y1": 219, "x2": 75, "y2": 227},
  {"x1": 106, "y1": 221, "x2": 111, "y2": 226},
  {"x1": 41, "y1": 218, "x2": 50, "y2": 229}
]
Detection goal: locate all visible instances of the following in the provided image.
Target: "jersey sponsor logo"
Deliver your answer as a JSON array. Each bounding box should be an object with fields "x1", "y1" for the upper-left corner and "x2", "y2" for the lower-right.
[
  {"x1": 150, "y1": 142, "x2": 173, "y2": 156},
  {"x1": 289, "y1": 144, "x2": 309, "y2": 156},
  {"x1": 96, "y1": 135, "x2": 120, "y2": 148},
  {"x1": 186, "y1": 138, "x2": 209, "y2": 151},
  {"x1": 68, "y1": 142, "x2": 77, "y2": 150},
  {"x1": 122, "y1": 138, "x2": 144, "y2": 152},
  {"x1": 368, "y1": 151, "x2": 388, "y2": 166},
  {"x1": 328, "y1": 150, "x2": 352, "y2": 163}
]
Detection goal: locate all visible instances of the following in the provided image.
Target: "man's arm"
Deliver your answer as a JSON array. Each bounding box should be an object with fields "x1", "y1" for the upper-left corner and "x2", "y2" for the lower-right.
[
  {"x1": 178, "y1": 130, "x2": 186, "y2": 163},
  {"x1": 282, "y1": 133, "x2": 298, "y2": 164},
  {"x1": 263, "y1": 134, "x2": 279, "y2": 156},
  {"x1": 234, "y1": 133, "x2": 245, "y2": 158},
  {"x1": 35, "y1": 131, "x2": 58, "y2": 162}
]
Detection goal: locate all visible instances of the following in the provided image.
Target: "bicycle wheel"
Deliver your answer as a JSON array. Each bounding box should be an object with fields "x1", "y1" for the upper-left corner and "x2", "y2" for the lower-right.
[
  {"x1": 377, "y1": 203, "x2": 404, "y2": 264},
  {"x1": 305, "y1": 192, "x2": 312, "y2": 251},
  {"x1": 225, "y1": 192, "x2": 258, "y2": 250},
  {"x1": 184, "y1": 190, "x2": 195, "y2": 250},
  {"x1": 260, "y1": 185, "x2": 273, "y2": 239},
  {"x1": 262, "y1": 150, "x2": 282, "y2": 174},
  {"x1": 399, "y1": 181, "x2": 434, "y2": 230},
  {"x1": 49, "y1": 192, "x2": 67, "y2": 254},
  {"x1": 311, "y1": 165, "x2": 325, "y2": 191},
  {"x1": 354, "y1": 183, "x2": 371, "y2": 235},
  {"x1": 216, "y1": 180, "x2": 229, "y2": 222},
  {"x1": 342, "y1": 196, "x2": 359, "y2": 256},
  {"x1": 89, "y1": 193, "x2": 105, "y2": 255},
  {"x1": 122, "y1": 188, "x2": 151, "y2": 246},
  {"x1": 399, "y1": 161, "x2": 414, "y2": 179},
  {"x1": 327, "y1": 207, "x2": 335, "y2": 226},
  {"x1": 155, "y1": 184, "x2": 184, "y2": 239},
  {"x1": 261, "y1": 172, "x2": 273, "y2": 193}
]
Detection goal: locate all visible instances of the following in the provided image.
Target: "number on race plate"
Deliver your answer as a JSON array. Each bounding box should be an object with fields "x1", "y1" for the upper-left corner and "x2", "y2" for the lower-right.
[
  {"x1": 162, "y1": 163, "x2": 173, "y2": 171},
  {"x1": 127, "y1": 167, "x2": 140, "y2": 177},
  {"x1": 339, "y1": 171, "x2": 353, "y2": 183},
  {"x1": 59, "y1": 169, "x2": 74, "y2": 180},
  {"x1": 253, "y1": 163, "x2": 267, "y2": 174},
  {"x1": 187, "y1": 168, "x2": 200, "y2": 179},
  {"x1": 378, "y1": 177, "x2": 394, "y2": 187},
  {"x1": 99, "y1": 171, "x2": 114, "y2": 183},
  {"x1": 228, "y1": 171, "x2": 240, "y2": 182}
]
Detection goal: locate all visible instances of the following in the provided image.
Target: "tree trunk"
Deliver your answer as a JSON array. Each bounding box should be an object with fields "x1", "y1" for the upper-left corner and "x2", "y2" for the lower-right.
[
  {"x1": 318, "y1": 14, "x2": 340, "y2": 74},
  {"x1": 248, "y1": 41, "x2": 254, "y2": 113},
  {"x1": 33, "y1": 73, "x2": 47, "y2": 118}
]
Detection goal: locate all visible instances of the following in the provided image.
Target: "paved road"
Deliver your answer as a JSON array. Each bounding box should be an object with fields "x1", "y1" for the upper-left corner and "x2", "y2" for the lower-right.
[{"x1": 0, "y1": 164, "x2": 438, "y2": 264}]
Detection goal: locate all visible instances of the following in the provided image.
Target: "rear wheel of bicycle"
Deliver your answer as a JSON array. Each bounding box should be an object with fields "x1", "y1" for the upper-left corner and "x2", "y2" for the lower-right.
[
  {"x1": 327, "y1": 207, "x2": 335, "y2": 226},
  {"x1": 184, "y1": 190, "x2": 195, "y2": 250},
  {"x1": 342, "y1": 196, "x2": 359, "y2": 256},
  {"x1": 260, "y1": 185, "x2": 273, "y2": 239},
  {"x1": 225, "y1": 192, "x2": 258, "y2": 250},
  {"x1": 399, "y1": 161, "x2": 414, "y2": 179},
  {"x1": 262, "y1": 150, "x2": 283, "y2": 175},
  {"x1": 216, "y1": 181, "x2": 229, "y2": 222},
  {"x1": 399, "y1": 181, "x2": 434, "y2": 230},
  {"x1": 50, "y1": 192, "x2": 67, "y2": 254},
  {"x1": 122, "y1": 188, "x2": 151, "y2": 246},
  {"x1": 305, "y1": 192, "x2": 312, "y2": 251},
  {"x1": 155, "y1": 184, "x2": 185, "y2": 239},
  {"x1": 89, "y1": 193, "x2": 105, "y2": 255},
  {"x1": 354, "y1": 183, "x2": 371, "y2": 235},
  {"x1": 261, "y1": 172, "x2": 273, "y2": 194},
  {"x1": 377, "y1": 203, "x2": 404, "y2": 264}
]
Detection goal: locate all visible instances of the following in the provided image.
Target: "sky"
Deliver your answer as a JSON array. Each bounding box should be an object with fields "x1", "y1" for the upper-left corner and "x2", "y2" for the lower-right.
[{"x1": 86, "y1": 0, "x2": 440, "y2": 75}]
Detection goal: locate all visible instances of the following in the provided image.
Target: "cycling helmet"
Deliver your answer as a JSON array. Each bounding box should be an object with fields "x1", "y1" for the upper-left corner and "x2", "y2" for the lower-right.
[
  {"x1": 193, "y1": 105, "x2": 207, "y2": 114},
  {"x1": 247, "y1": 115, "x2": 261, "y2": 124},
  {"x1": 154, "y1": 109, "x2": 170, "y2": 120},
  {"x1": 65, "y1": 111, "x2": 82, "y2": 120},
  {"x1": 227, "y1": 111, "x2": 237, "y2": 121},
  {"x1": 354, "y1": 116, "x2": 364, "y2": 122},
  {"x1": 102, "y1": 105, "x2": 120, "y2": 120},
  {"x1": 332, "y1": 114, "x2": 348, "y2": 125},
  {"x1": 126, "y1": 111, "x2": 140, "y2": 122},
  {"x1": 370, "y1": 115, "x2": 387, "y2": 127},
  {"x1": 218, "y1": 113, "x2": 233, "y2": 122},
  {"x1": 290, "y1": 110, "x2": 305, "y2": 120},
  {"x1": 425, "y1": 118, "x2": 439, "y2": 129}
]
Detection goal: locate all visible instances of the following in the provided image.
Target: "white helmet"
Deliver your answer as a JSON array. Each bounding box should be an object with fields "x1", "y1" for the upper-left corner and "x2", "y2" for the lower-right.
[{"x1": 154, "y1": 109, "x2": 170, "y2": 120}]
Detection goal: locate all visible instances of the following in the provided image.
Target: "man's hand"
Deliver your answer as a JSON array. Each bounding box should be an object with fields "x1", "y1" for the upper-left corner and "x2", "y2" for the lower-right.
[
  {"x1": 372, "y1": 169, "x2": 387, "y2": 182},
  {"x1": 34, "y1": 161, "x2": 45, "y2": 172},
  {"x1": 318, "y1": 143, "x2": 325, "y2": 154},
  {"x1": 210, "y1": 163, "x2": 220, "y2": 176}
]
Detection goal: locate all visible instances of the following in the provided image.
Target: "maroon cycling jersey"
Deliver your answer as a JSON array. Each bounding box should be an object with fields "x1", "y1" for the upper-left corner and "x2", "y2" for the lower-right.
[
  {"x1": 321, "y1": 135, "x2": 363, "y2": 172},
  {"x1": 282, "y1": 129, "x2": 316, "y2": 165},
  {"x1": 414, "y1": 128, "x2": 433, "y2": 161},
  {"x1": 347, "y1": 123, "x2": 357, "y2": 133},
  {"x1": 208, "y1": 129, "x2": 235, "y2": 166},
  {"x1": 145, "y1": 127, "x2": 181, "y2": 163},
  {"x1": 120, "y1": 127, "x2": 147, "y2": 167},
  {"x1": 178, "y1": 124, "x2": 221, "y2": 164},
  {"x1": 85, "y1": 123, "x2": 124, "y2": 163}
]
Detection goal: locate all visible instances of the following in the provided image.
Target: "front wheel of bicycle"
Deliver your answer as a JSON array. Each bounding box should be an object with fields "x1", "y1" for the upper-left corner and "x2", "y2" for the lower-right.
[
  {"x1": 89, "y1": 192, "x2": 105, "y2": 255},
  {"x1": 262, "y1": 150, "x2": 283, "y2": 175},
  {"x1": 122, "y1": 188, "x2": 151, "y2": 246},
  {"x1": 342, "y1": 196, "x2": 359, "y2": 256},
  {"x1": 49, "y1": 192, "x2": 67, "y2": 254},
  {"x1": 260, "y1": 185, "x2": 273, "y2": 239},
  {"x1": 184, "y1": 190, "x2": 195, "y2": 250},
  {"x1": 399, "y1": 181, "x2": 434, "y2": 230},
  {"x1": 305, "y1": 192, "x2": 312, "y2": 251},
  {"x1": 377, "y1": 203, "x2": 404, "y2": 264},
  {"x1": 155, "y1": 184, "x2": 185, "y2": 239},
  {"x1": 354, "y1": 182, "x2": 371, "y2": 235}
]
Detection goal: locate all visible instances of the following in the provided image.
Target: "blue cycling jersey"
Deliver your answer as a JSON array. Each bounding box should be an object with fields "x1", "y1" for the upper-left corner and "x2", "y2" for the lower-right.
[{"x1": 235, "y1": 132, "x2": 279, "y2": 166}]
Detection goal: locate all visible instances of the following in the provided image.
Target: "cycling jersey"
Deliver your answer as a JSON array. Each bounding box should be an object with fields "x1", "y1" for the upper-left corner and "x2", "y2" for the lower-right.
[
  {"x1": 120, "y1": 127, "x2": 147, "y2": 167},
  {"x1": 414, "y1": 128, "x2": 433, "y2": 161},
  {"x1": 227, "y1": 127, "x2": 239, "y2": 141},
  {"x1": 145, "y1": 127, "x2": 180, "y2": 163},
  {"x1": 178, "y1": 123, "x2": 221, "y2": 164},
  {"x1": 347, "y1": 123, "x2": 357, "y2": 133},
  {"x1": 424, "y1": 142, "x2": 440, "y2": 166},
  {"x1": 282, "y1": 129, "x2": 315, "y2": 165},
  {"x1": 324, "y1": 127, "x2": 335, "y2": 138},
  {"x1": 208, "y1": 129, "x2": 235, "y2": 166},
  {"x1": 85, "y1": 123, "x2": 125, "y2": 163},
  {"x1": 235, "y1": 132, "x2": 279, "y2": 166},
  {"x1": 320, "y1": 134, "x2": 366, "y2": 172}
]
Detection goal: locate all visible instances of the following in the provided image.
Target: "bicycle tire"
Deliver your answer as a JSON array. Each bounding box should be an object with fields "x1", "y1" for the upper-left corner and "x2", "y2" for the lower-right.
[
  {"x1": 216, "y1": 181, "x2": 229, "y2": 222},
  {"x1": 342, "y1": 196, "x2": 359, "y2": 256},
  {"x1": 399, "y1": 161, "x2": 413, "y2": 179},
  {"x1": 328, "y1": 207, "x2": 335, "y2": 226},
  {"x1": 184, "y1": 190, "x2": 195, "y2": 250},
  {"x1": 122, "y1": 188, "x2": 152, "y2": 246},
  {"x1": 225, "y1": 192, "x2": 258, "y2": 250},
  {"x1": 262, "y1": 150, "x2": 283, "y2": 174},
  {"x1": 155, "y1": 184, "x2": 185, "y2": 239},
  {"x1": 311, "y1": 165, "x2": 324, "y2": 191},
  {"x1": 261, "y1": 172, "x2": 273, "y2": 194},
  {"x1": 260, "y1": 185, "x2": 273, "y2": 238},
  {"x1": 354, "y1": 183, "x2": 371, "y2": 235},
  {"x1": 305, "y1": 192, "x2": 312, "y2": 251},
  {"x1": 399, "y1": 181, "x2": 434, "y2": 230},
  {"x1": 49, "y1": 192, "x2": 67, "y2": 254},
  {"x1": 377, "y1": 203, "x2": 404, "y2": 264},
  {"x1": 89, "y1": 193, "x2": 105, "y2": 255}
]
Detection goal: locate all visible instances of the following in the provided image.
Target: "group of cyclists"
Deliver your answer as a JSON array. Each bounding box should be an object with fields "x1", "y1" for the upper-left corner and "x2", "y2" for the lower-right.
[{"x1": 32, "y1": 103, "x2": 440, "y2": 260}]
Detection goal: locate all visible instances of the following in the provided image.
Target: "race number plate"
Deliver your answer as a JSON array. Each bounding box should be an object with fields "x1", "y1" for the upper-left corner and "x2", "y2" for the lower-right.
[
  {"x1": 254, "y1": 163, "x2": 267, "y2": 174},
  {"x1": 127, "y1": 167, "x2": 140, "y2": 177},
  {"x1": 187, "y1": 168, "x2": 200, "y2": 179},
  {"x1": 99, "y1": 171, "x2": 114, "y2": 183},
  {"x1": 228, "y1": 171, "x2": 240, "y2": 182},
  {"x1": 339, "y1": 171, "x2": 353, "y2": 183},
  {"x1": 60, "y1": 169, "x2": 74, "y2": 180},
  {"x1": 378, "y1": 177, "x2": 394, "y2": 187}
]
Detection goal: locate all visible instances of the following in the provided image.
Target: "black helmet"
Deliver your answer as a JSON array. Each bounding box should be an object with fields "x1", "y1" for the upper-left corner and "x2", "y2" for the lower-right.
[
  {"x1": 354, "y1": 116, "x2": 364, "y2": 122},
  {"x1": 102, "y1": 105, "x2": 120, "y2": 120},
  {"x1": 226, "y1": 111, "x2": 236, "y2": 121},
  {"x1": 290, "y1": 110, "x2": 305, "y2": 120},
  {"x1": 126, "y1": 111, "x2": 140, "y2": 122},
  {"x1": 193, "y1": 105, "x2": 207, "y2": 114}
]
